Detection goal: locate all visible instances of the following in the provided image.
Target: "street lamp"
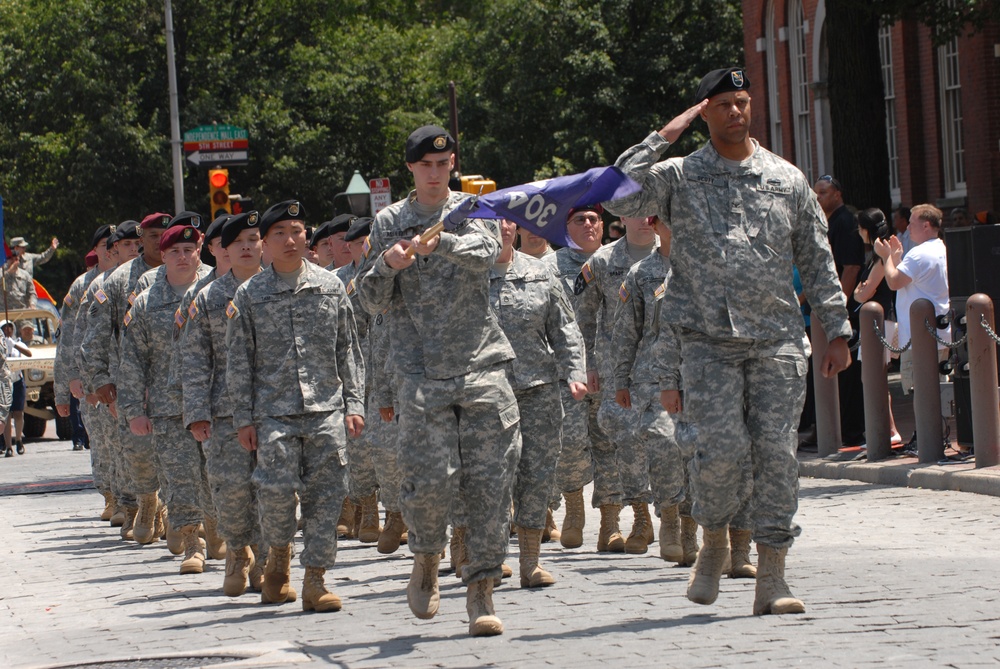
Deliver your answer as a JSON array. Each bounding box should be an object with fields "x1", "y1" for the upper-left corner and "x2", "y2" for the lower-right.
[{"x1": 334, "y1": 170, "x2": 371, "y2": 216}]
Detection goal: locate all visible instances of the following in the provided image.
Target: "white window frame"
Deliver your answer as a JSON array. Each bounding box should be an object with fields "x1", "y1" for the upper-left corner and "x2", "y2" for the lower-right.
[
  {"x1": 879, "y1": 22, "x2": 901, "y2": 203},
  {"x1": 788, "y1": 0, "x2": 813, "y2": 182},
  {"x1": 937, "y1": 33, "x2": 966, "y2": 197},
  {"x1": 765, "y1": 0, "x2": 783, "y2": 155}
]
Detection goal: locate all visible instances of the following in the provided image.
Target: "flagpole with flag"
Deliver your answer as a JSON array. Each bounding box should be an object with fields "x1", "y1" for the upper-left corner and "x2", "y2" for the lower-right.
[{"x1": 0, "y1": 194, "x2": 7, "y2": 323}]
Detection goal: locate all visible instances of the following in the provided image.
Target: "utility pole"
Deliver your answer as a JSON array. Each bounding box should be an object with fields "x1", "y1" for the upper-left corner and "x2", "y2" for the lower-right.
[{"x1": 164, "y1": 0, "x2": 185, "y2": 214}]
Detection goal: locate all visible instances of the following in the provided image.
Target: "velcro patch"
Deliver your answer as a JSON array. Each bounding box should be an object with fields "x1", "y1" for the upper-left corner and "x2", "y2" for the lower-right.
[
  {"x1": 123, "y1": 311, "x2": 132, "y2": 327},
  {"x1": 618, "y1": 282, "x2": 629, "y2": 303},
  {"x1": 174, "y1": 308, "x2": 185, "y2": 328},
  {"x1": 94, "y1": 289, "x2": 108, "y2": 304},
  {"x1": 226, "y1": 301, "x2": 239, "y2": 319},
  {"x1": 188, "y1": 302, "x2": 199, "y2": 320}
]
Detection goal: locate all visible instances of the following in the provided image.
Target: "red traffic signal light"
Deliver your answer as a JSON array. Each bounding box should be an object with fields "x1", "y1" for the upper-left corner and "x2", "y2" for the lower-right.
[{"x1": 208, "y1": 169, "x2": 231, "y2": 218}]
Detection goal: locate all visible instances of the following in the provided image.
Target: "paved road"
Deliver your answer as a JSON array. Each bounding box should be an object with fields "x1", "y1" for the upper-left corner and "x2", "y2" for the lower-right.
[{"x1": 2, "y1": 436, "x2": 999, "y2": 669}]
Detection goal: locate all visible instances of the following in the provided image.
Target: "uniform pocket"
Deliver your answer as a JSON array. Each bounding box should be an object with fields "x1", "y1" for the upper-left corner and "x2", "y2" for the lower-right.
[{"x1": 498, "y1": 401, "x2": 520, "y2": 430}]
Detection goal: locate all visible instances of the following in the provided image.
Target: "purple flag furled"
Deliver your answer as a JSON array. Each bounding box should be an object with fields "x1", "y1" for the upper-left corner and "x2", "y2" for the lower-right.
[
  {"x1": 473, "y1": 167, "x2": 642, "y2": 247},
  {"x1": 0, "y1": 194, "x2": 5, "y2": 264}
]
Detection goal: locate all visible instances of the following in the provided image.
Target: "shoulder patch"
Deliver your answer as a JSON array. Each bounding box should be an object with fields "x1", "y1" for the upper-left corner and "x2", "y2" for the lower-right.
[
  {"x1": 362, "y1": 236, "x2": 372, "y2": 258},
  {"x1": 654, "y1": 282, "x2": 666, "y2": 300},
  {"x1": 346, "y1": 278, "x2": 355, "y2": 295},
  {"x1": 188, "y1": 301, "x2": 199, "y2": 320},
  {"x1": 573, "y1": 273, "x2": 588, "y2": 295},
  {"x1": 63, "y1": 294, "x2": 75, "y2": 307},
  {"x1": 128, "y1": 290, "x2": 137, "y2": 306},
  {"x1": 123, "y1": 311, "x2": 132, "y2": 328},
  {"x1": 94, "y1": 288, "x2": 108, "y2": 304},
  {"x1": 618, "y1": 282, "x2": 629, "y2": 303},
  {"x1": 581, "y1": 263, "x2": 594, "y2": 283},
  {"x1": 226, "y1": 301, "x2": 239, "y2": 319},
  {"x1": 174, "y1": 307, "x2": 186, "y2": 329}
]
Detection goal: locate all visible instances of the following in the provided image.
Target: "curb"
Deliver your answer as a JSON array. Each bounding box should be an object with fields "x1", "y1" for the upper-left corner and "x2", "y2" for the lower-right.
[{"x1": 799, "y1": 456, "x2": 1000, "y2": 497}]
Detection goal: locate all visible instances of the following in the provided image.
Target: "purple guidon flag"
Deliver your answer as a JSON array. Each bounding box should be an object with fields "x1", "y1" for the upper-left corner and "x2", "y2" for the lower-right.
[{"x1": 471, "y1": 167, "x2": 642, "y2": 247}]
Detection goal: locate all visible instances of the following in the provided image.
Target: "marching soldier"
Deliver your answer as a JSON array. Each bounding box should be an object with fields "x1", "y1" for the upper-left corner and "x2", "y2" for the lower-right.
[{"x1": 226, "y1": 200, "x2": 365, "y2": 612}]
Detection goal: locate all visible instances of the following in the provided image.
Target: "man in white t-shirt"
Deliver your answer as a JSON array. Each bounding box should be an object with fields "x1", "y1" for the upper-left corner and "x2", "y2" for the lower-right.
[{"x1": 875, "y1": 203, "x2": 950, "y2": 394}]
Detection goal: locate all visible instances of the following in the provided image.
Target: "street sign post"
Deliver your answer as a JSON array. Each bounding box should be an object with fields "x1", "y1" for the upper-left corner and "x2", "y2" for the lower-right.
[
  {"x1": 183, "y1": 125, "x2": 249, "y2": 167},
  {"x1": 369, "y1": 178, "x2": 392, "y2": 215}
]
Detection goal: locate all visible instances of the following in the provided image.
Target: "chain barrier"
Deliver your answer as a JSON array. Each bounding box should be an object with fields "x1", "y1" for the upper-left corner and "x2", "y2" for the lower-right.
[
  {"x1": 873, "y1": 319, "x2": 910, "y2": 354},
  {"x1": 925, "y1": 318, "x2": 966, "y2": 349},
  {"x1": 981, "y1": 313, "x2": 1000, "y2": 345}
]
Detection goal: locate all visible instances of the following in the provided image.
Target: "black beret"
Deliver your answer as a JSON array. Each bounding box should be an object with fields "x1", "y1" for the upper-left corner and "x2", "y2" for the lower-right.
[
  {"x1": 168, "y1": 211, "x2": 204, "y2": 230},
  {"x1": 405, "y1": 125, "x2": 455, "y2": 163},
  {"x1": 694, "y1": 67, "x2": 750, "y2": 104},
  {"x1": 91, "y1": 225, "x2": 115, "y2": 250},
  {"x1": 344, "y1": 217, "x2": 373, "y2": 242},
  {"x1": 203, "y1": 214, "x2": 231, "y2": 245},
  {"x1": 113, "y1": 220, "x2": 140, "y2": 244},
  {"x1": 260, "y1": 200, "x2": 305, "y2": 237},
  {"x1": 313, "y1": 214, "x2": 356, "y2": 248},
  {"x1": 220, "y1": 211, "x2": 260, "y2": 248}
]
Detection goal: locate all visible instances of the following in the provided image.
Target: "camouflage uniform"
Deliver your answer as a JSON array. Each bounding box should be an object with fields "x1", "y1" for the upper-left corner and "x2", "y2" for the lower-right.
[
  {"x1": 336, "y1": 263, "x2": 379, "y2": 504},
  {"x1": 366, "y1": 310, "x2": 402, "y2": 512},
  {"x1": 76, "y1": 268, "x2": 130, "y2": 507},
  {"x1": 489, "y1": 251, "x2": 585, "y2": 530},
  {"x1": 118, "y1": 271, "x2": 214, "y2": 530},
  {"x1": 612, "y1": 253, "x2": 689, "y2": 512},
  {"x1": 79, "y1": 256, "x2": 159, "y2": 506},
  {"x1": 577, "y1": 237, "x2": 658, "y2": 506},
  {"x1": 182, "y1": 271, "x2": 261, "y2": 549},
  {"x1": 226, "y1": 261, "x2": 365, "y2": 568},
  {"x1": 545, "y1": 247, "x2": 613, "y2": 507},
  {"x1": 16, "y1": 245, "x2": 56, "y2": 277},
  {"x1": 3, "y1": 266, "x2": 36, "y2": 310},
  {"x1": 607, "y1": 134, "x2": 850, "y2": 548},
  {"x1": 357, "y1": 190, "x2": 520, "y2": 585}
]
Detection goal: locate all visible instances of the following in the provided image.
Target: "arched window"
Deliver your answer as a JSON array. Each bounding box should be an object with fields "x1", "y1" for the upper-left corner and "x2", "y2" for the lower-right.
[
  {"x1": 788, "y1": 0, "x2": 813, "y2": 182},
  {"x1": 765, "y1": 0, "x2": 782, "y2": 155}
]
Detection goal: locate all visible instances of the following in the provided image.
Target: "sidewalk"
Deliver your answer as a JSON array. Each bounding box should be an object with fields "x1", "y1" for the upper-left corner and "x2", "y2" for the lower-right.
[{"x1": 798, "y1": 370, "x2": 1000, "y2": 498}]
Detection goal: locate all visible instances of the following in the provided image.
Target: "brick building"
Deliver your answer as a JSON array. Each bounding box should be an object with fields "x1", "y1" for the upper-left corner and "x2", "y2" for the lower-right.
[{"x1": 742, "y1": 0, "x2": 1000, "y2": 217}]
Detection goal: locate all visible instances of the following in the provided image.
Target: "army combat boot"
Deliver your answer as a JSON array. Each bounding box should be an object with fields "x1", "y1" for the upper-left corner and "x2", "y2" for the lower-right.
[
  {"x1": 597, "y1": 504, "x2": 625, "y2": 553},
  {"x1": 179, "y1": 525, "x2": 206, "y2": 574},
  {"x1": 517, "y1": 527, "x2": 555, "y2": 588},
  {"x1": 120, "y1": 506, "x2": 138, "y2": 541},
  {"x1": 261, "y1": 544, "x2": 295, "y2": 604},
  {"x1": 466, "y1": 579, "x2": 503, "y2": 636},
  {"x1": 133, "y1": 492, "x2": 159, "y2": 544},
  {"x1": 109, "y1": 505, "x2": 125, "y2": 527},
  {"x1": 302, "y1": 567, "x2": 342, "y2": 612},
  {"x1": 223, "y1": 546, "x2": 254, "y2": 597},
  {"x1": 378, "y1": 511, "x2": 406, "y2": 555},
  {"x1": 542, "y1": 508, "x2": 560, "y2": 543},
  {"x1": 337, "y1": 498, "x2": 355, "y2": 538},
  {"x1": 625, "y1": 503, "x2": 654, "y2": 554},
  {"x1": 357, "y1": 493, "x2": 381, "y2": 543},
  {"x1": 753, "y1": 545, "x2": 805, "y2": 615},
  {"x1": 658, "y1": 504, "x2": 683, "y2": 562},
  {"x1": 165, "y1": 514, "x2": 185, "y2": 555},
  {"x1": 680, "y1": 515, "x2": 700, "y2": 566},
  {"x1": 729, "y1": 528, "x2": 757, "y2": 578},
  {"x1": 248, "y1": 544, "x2": 265, "y2": 592},
  {"x1": 203, "y1": 515, "x2": 227, "y2": 560},
  {"x1": 407, "y1": 552, "x2": 441, "y2": 619},
  {"x1": 100, "y1": 492, "x2": 116, "y2": 522},
  {"x1": 686, "y1": 525, "x2": 729, "y2": 605},
  {"x1": 560, "y1": 489, "x2": 585, "y2": 548}
]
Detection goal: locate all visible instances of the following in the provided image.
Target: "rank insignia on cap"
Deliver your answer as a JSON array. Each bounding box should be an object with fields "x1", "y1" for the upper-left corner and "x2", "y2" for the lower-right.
[
  {"x1": 731, "y1": 70, "x2": 744, "y2": 87},
  {"x1": 346, "y1": 278, "x2": 355, "y2": 295},
  {"x1": 654, "y1": 282, "x2": 666, "y2": 299},
  {"x1": 95, "y1": 289, "x2": 108, "y2": 304},
  {"x1": 226, "y1": 301, "x2": 239, "y2": 319},
  {"x1": 362, "y1": 236, "x2": 372, "y2": 258},
  {"x1": 248, "y1": 212, "x2": 259, "y2": 226},
  {"x1": 188, "y1": 302, "x2": 199, "y2": 320},
  {"x1": 288, "y1": 202, "x2": 300, "y2": 217},
  {"x1": 618, "y1": 282, "x2": 629, "y2": 303},
  {"x1": 433, "y1": 136, "x2": 447, "y2": 150},
  {"x1": 123, "y1": 311, "x2": 132, "y2": 327},
  {"x1": 581, "y1": 263, "x2": 594, "y2": 283},
  {"x1": 128, "y1": 291, "x2": 137, "y2": 306},
  {"x1": 174, "y1": 307, "x2": 185, "y2": 328},
  {"x1": 182, "y1": 228, "x2": 193, "y2": 240},
  {"x1": 136, "y1": 227, "x2": 144, "y2": 237},
  {"x1": 191, "y1": 216, "x2": 201, "y2": 228}
]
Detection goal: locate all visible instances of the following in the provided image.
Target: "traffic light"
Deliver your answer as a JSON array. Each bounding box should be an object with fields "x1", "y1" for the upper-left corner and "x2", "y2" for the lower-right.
[
  {"x1": 208, "y1": 169, "x2": 231, "y2": 218},
  {"x1": 231, "y1": 196, "x2": 254, "y2": 215},
  {"x1": 460, "y1": 175, "x2": 496, "y2": 194}
]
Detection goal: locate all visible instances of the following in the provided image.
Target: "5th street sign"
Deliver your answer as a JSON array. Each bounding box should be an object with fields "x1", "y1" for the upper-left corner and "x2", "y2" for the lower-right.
[{"x1": 183, "y1": 125, "x2": 249, "y2": 167}]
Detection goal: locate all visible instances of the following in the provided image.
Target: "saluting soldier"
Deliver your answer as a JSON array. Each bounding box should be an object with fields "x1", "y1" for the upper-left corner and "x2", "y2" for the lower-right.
[
  {"x1": 605, "y1": 67, "x2": 850, "y2": 615},
  {"x1": 226, "y1": 200, "x2": 365, "y2": 612},
  {"x1": 8, "y1": 235, "x2": 58, "y2": 277}
]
